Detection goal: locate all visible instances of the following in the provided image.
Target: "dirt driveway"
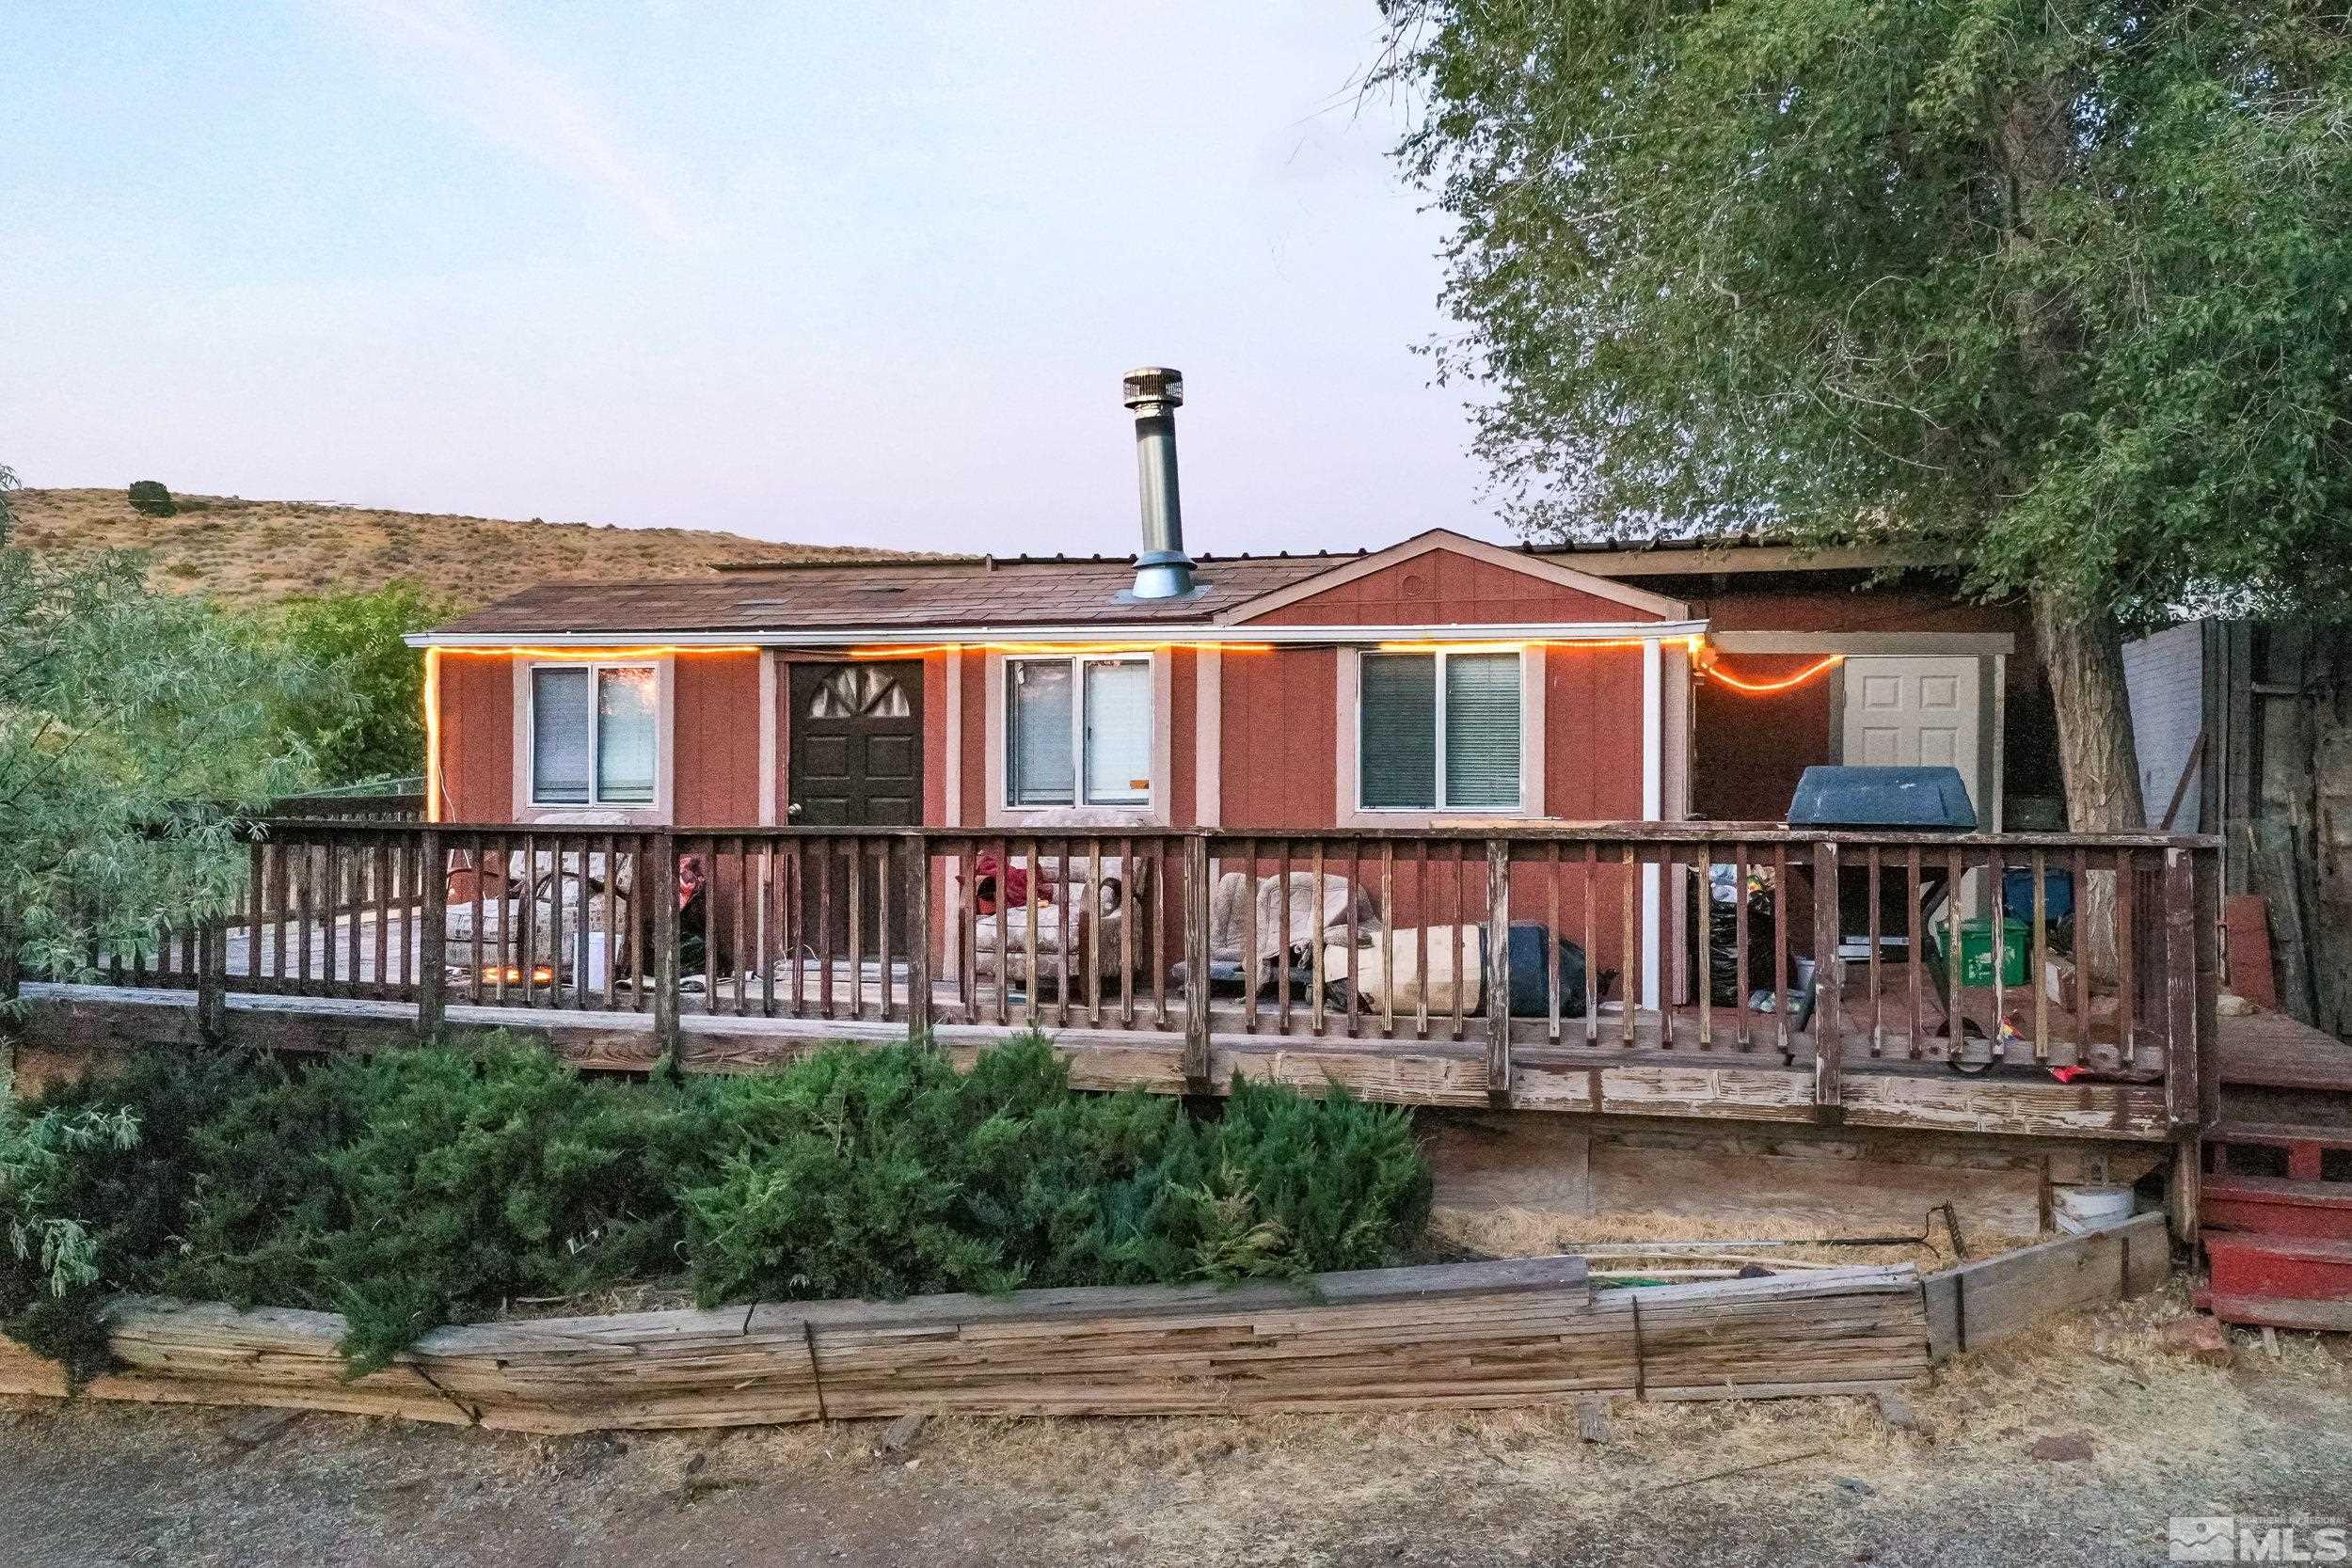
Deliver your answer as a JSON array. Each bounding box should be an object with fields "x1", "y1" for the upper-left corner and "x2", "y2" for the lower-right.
[{"x1": 4, "y1": 1287, "x2": 2347, "y2": 1568}]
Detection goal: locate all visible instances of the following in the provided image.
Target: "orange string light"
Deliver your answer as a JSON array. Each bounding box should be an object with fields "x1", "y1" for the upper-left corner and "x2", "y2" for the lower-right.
[
  {"x1": 421, "y1": 646, "x2": 442, "y2": 823},
  {"x1": 431, "y1": 644, "x2": 763, "y2": 658},
  {"x1": 848, "y1": 641, "x2": 1277, "y2": 657},
  {"x1": 1372, "y1": 637, "x2": 1655, "y2": 653},
  {"x1": 1701, "y1": 654, "x2": 1846, "y2": 695}
]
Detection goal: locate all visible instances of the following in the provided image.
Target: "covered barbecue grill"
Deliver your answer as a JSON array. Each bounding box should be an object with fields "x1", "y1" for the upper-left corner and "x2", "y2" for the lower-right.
[
  {"x1": 1788, "y1": 763, "x2": 1977, "y2": 947},
  {"x1": 1787, "y1": 765, "x2": 1985, "y2": 1065}
]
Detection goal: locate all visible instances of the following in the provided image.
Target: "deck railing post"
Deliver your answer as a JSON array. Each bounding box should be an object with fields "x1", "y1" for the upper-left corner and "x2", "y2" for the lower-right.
[
  {"x1": 2161, "y1": 846, "x2": 2200, "y2": 1131},
  {"x1": 651, "y1": 828, "x2": 681, "y2": 1065},
  {"x1": 903, "y1": 832, "x2": 934, "y2": 1046},
  {"x1": 2194, "y1": 844, "x2": 2222, "y2": 1132},
  {"x1": 0, "y1": 904, "x2": 20, "y2": 1057},
  {"x1": 1810, "y1": 840, "x2": 1844, "y2": 1118},
  {"x1": 196, "y1": 912, "x2": 227, "y2": 1044},
  {"x1": 417, "y1": 826, "x2": 448, "y2": 1038},
  {"x1": 1485, "y1": 838, "x2": 1512, "y2": 1097},
  {"x1": 1183, "y1": 832, "x2": 1211, "y2": 1090}
]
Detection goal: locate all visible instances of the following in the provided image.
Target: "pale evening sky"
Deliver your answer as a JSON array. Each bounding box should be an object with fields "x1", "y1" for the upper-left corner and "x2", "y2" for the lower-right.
[{"x1": 2, "y1": 2, "x2": 1503, "y2": 558}]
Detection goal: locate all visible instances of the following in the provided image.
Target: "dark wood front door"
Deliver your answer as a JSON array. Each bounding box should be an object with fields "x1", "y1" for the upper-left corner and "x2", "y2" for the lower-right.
[{"x1": 787, "y1": 661, "x2": 924, "y2": 955}]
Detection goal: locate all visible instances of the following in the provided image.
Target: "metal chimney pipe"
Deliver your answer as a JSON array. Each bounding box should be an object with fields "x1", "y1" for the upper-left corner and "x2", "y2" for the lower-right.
[{"x1": 1121, "y1": 366, "x2": 1195, "y2": 599}]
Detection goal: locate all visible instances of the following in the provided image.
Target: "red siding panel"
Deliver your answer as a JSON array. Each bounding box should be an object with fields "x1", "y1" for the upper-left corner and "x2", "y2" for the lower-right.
[
  {"x1": 1544, "y1": 646, "x2": 1646, "y2": 821},
  {"x1": 1219, "y1": 648, "x2": 1338, "y2": 829},
  {"x1": 960, "y1": 653, "x2": 987, "y2": 828},
  {"x1": 437, "y1": 655, "x2": 513, "y2": 822},
  {"x1": 922, "y1": 655, "x2": 949, "y2": 827},
  {"x1": 1254, "y1": 548, "x2": 1665, "y2": 627},
  {"x1": 673, "y1": 653, "x2": 761, "y2": 828},
  {"x1": 1168, "y1": 649, "x2": 1197, "y2": 827}
]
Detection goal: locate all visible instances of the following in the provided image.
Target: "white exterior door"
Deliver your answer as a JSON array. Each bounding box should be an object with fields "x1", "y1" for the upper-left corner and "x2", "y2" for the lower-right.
[{"x1": 1842, "y1": 657, "x2": 1983, "y2": 820}]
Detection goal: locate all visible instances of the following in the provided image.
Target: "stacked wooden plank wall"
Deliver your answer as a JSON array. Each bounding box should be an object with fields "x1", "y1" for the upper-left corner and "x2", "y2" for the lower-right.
[{"x1": 0, "y1": 1259, "x2": 1933, "y2": 1436}]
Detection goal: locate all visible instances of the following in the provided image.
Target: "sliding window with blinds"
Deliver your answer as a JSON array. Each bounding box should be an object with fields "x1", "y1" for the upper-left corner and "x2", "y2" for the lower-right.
[
  {"x1": 1359, "y1": 650, "x2": 1523, "y2": 812},
  {"x1": 1006, "y1": 654, "x2": 1153, "y2": 808},
  {"x1": 530, "y1": 663, "x2": 659, "y2": 808}
]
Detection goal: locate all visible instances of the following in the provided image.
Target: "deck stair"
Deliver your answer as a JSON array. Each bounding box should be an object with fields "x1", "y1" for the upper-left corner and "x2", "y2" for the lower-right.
[{"x1": 2198, "y1": 1112, "x2": 2352, "y2": 1331}]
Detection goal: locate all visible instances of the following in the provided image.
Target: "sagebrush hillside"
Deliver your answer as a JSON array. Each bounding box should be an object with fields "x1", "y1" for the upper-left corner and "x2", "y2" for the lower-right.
[{"x1": 7, "y1": 487, "x2": 888, "y2": 610}]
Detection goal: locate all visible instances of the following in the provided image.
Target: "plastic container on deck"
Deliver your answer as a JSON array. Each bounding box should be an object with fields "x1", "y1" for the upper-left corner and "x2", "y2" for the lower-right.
[{"x1": 1931, "y1": 917, "x2": 2030, "y2": 988}]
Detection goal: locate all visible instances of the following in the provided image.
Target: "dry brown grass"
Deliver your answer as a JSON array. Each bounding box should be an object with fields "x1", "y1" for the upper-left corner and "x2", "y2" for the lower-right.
[
  {"x1": 598, "y1": 1278, "x2": 2347, "y2": 1565},
  {"x1": 7, "y1": 487, "x2": 894, "y2": 610}
]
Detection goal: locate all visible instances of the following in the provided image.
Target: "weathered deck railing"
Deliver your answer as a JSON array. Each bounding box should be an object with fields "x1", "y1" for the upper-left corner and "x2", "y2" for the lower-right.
[{"x1": 98, "y1": 818, "x2": 2220, "y2": 1129}]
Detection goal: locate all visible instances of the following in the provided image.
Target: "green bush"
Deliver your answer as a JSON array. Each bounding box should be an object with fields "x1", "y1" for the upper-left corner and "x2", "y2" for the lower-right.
[
  {"x1": 679, "y1": 1037, "x2": 1189, "y2": 1304},
  {"x1": 264, "y1": 582, "x2": 456, "y2": 784},
  {"x1": 680, "y1": 1037, "x2": 1430, "y2": 1304},
  {"x1": 1, "y1": 1036, "x2": 1431, "y2": 1381},
  {"x1": 1, "y1": 1052, "x2": 268, "y2": 1385},
  {"x1": 125, "y1": 481, "x2": 174, "y2": 517},
  {"x1": 314, "y1": 1048, "x2": 707, "y2": 1372}
]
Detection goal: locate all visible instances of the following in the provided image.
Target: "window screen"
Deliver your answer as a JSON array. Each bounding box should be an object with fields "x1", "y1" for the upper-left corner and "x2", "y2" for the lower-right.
[
  {"x1": 1359, "y1": 655, "x2": 1438, "y2": 809},
  {"x1": 596, "y1": 667, "x2": 659, "y2": 804},
  {"x1": 1444, "y1": 653, "x2": 1521, "y2": 808},
  {"x1": 1007, "y1": 659, "x2": 1075, "y2": 806},
  {"x1": 532, "y1": 667, "x2": 592, "y2": 804},
  {"x1": 1082, "y1": 658, "x2": 1152, "y2": 803}
]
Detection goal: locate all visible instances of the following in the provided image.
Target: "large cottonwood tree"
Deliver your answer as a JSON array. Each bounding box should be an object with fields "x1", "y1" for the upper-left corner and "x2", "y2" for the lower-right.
[{"x1": 1381, "y1": 0, "x2": 2352, "y2": 839}]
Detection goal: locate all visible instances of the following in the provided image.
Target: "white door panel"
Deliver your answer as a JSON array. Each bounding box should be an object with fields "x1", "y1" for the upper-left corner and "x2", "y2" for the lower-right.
[{"x1": 1841, "y1": 657, "x2": 1982, "y2": 819}]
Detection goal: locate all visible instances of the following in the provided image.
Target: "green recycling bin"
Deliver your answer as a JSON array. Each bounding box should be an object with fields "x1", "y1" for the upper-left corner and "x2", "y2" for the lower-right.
[{"x1": 1931, "y1": 918, "x2": 2029, "y2": 988}]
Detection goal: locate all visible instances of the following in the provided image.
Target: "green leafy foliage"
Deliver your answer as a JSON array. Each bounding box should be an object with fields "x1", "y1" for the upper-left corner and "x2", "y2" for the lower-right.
[
  {"x1": 1380, "y1": 0, "x2": 2352, "y2": 629},
  {"x1": 0, "y1": 1036, "x2": 1431, "y2": 1380},
  {"x1": 679, "y1": 1038, "x2": 1429, "y2": 1305},
  {"x1": 679, "y1": 1037, "x2": 1183, "y2": 1304},
  {"x1": 124, "y1": 481, "x2": 174, "y2": 517},
  {"x1": 0, "y1": 1051, "x2": 262, "y2": 1386},
  {"x1": 1, "y1": 462, "x2": 323, "y2": 983},
  {"x1": 266, "y1": 582, "x2": 455, "y2": 786},
  {"x1": 314, "y1": 1048, "x2": 706, "y2": 1372}
]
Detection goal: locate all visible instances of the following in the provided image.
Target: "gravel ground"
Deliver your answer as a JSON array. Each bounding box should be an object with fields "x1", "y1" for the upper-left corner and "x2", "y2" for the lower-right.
[{"x1": 5, "y1": 1287, "x2": 2348, "y2": 1567}]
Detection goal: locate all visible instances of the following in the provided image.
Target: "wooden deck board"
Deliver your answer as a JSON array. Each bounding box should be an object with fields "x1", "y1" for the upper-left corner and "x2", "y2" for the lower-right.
[{"x1": 2216, "y1": 1009, "x2": 2352, "y2": 1093}]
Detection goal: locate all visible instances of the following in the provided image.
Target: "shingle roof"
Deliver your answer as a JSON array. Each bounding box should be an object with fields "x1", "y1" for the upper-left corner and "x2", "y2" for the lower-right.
[{"x1": 424, "y1": 554, "x2": 1341, "y2": 637}]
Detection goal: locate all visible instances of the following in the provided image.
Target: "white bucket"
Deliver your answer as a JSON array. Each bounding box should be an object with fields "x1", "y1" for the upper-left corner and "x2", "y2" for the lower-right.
[{"x1": 2054, "y1": 1184, "x2": 2136, "y2": 1235}]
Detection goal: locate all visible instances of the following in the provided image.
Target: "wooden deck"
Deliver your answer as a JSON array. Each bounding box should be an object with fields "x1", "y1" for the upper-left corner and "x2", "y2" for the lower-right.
[
  {"x1": 11, "y1": 816, "x2": 2222, "y2": 1158},
  {"x1": 20, "y1": 976, "x2": 2174, "y2": 1144}
]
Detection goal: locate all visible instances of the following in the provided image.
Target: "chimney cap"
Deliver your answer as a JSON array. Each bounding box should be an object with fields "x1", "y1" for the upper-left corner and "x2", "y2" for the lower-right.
[{"x1": 1120, "y1": 366, "x2": 1184, "y2": 409}]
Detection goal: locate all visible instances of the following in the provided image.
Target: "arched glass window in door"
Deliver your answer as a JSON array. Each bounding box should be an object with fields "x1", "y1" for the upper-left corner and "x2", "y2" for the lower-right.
[{"x1": 807, "y1": 665, "x2": 913, "y2": 720}]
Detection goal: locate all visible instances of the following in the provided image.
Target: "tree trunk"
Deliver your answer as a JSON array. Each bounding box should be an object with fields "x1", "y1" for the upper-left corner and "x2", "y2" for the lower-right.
[{"x1": 2032, "y1": 590, "x2": 2146, "y2": 980}]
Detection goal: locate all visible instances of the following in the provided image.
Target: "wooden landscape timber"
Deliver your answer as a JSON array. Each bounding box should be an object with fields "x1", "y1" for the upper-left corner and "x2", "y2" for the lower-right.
[
  {"x1": 1921, "y1": 1212, "x2": 2171, "y2": 1361},
  {"x1": 0, "y1": 1258, "x2": 1935, "y2": 1436}
]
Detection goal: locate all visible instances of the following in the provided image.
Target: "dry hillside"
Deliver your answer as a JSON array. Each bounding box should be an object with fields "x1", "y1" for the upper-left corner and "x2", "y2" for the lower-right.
[{"x1": 6, "y1": 487, "x2": 887, "y2": 610}]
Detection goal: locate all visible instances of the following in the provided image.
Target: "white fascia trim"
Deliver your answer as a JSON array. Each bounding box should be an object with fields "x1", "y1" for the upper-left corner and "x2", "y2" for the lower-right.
[{"x1": 408, "y1": 620, "x2": 1709, "y2": 651}]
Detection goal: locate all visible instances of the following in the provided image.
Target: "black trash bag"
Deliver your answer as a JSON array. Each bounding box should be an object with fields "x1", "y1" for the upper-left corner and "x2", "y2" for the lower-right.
[{"x1": 1686, "y1": 863, "x2": 1778, "y2": 1007}]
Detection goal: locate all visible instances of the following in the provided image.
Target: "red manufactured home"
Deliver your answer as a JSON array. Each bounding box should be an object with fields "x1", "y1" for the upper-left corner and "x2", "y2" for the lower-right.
[
  {"x1": 415, "y1": 558, "x2": 2047, "y2": 1019},
  {"x1": 416, "y1": 528, "x2": 2039, "y2": 846}
]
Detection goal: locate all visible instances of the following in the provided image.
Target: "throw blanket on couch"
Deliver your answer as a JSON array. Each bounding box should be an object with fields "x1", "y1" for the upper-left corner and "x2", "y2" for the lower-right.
[{"x1": 1208, "y1": 871, "x2": 1379, "y2": 964}]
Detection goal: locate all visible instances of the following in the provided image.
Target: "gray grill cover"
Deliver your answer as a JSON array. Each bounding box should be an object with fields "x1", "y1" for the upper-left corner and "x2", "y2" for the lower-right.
[{"x1": 1787, "y1": 766, "x2": 1977, "y2": 830}]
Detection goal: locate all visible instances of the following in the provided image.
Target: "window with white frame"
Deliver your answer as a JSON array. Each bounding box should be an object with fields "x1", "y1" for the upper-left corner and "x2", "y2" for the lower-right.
[
  {"x1": 530, "y1": 664, "x2": 658, "y2": 806},
  {"x1": 1359, "y1": 650, "x2": 1523, "y2": 811},
  {"x1": 1006, "y1": 655, "x2": 1152, "y2": 808}
]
